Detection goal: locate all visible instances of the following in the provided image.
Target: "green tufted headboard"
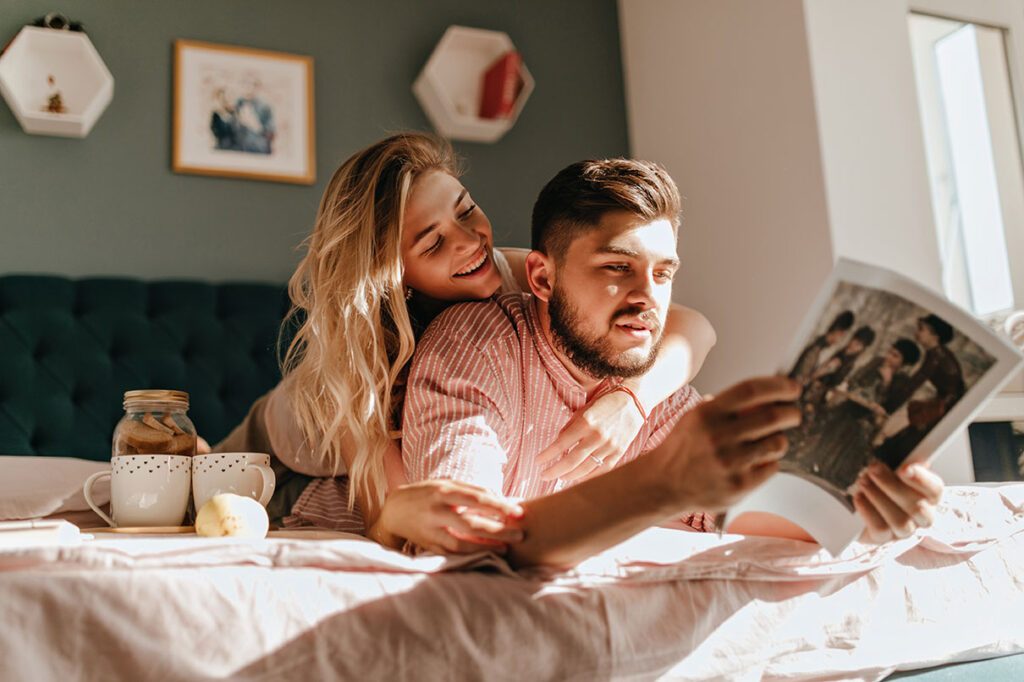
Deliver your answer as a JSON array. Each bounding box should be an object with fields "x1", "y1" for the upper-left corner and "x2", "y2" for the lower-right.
[{"x1": 0, "y1": 275, "x2": 291, "y2": 461}]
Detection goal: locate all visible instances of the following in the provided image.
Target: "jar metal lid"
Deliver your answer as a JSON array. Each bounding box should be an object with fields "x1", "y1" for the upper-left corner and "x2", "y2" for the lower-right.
[{"x1": 123, "y1": 389, "x2": 189, "y2": 409}]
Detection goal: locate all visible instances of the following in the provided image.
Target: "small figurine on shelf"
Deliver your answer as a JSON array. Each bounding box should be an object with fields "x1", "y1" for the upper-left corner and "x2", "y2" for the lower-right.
[
  {"x1": 43, "y1": 74, "x2": 66, "y2": 114},
  {"x1": 31, "y1": 13, "x2": 85, "y2": 33}
]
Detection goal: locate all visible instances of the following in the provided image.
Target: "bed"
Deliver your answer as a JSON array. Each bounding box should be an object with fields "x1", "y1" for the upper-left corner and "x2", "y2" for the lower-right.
[{"x1": 2, "y1": 274, "x2": 1023, "y2": 680}]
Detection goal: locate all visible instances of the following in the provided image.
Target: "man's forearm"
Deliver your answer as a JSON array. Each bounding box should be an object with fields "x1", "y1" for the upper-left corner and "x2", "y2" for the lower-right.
[{"x1": 506, "y1": 450, "x2": 680, "y2": 569}]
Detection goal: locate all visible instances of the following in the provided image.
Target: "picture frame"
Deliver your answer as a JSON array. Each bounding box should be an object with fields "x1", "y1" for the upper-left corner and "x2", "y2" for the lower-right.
[{"x1": 172, "y1": 39, "x2": 315, "y2": 185}]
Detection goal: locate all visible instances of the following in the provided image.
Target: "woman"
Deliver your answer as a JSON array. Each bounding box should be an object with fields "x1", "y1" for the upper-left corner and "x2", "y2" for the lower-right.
[{"x1": 214, "y1": 132, "x2": 717, "y2": 555}]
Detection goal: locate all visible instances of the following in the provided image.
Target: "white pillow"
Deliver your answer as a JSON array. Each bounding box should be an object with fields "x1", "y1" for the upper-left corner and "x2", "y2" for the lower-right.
[{"x1": 0, "y1": 456, "x2": 110, "y2": 520}]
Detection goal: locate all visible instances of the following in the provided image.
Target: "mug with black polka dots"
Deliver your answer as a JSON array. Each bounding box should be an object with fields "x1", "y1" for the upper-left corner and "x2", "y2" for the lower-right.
[
  {"x1": 192, "y1": 452, "x2": 275, "y2": 512},
  {"x1": 83, "y1": 455, "x2": 192, "y2": 527}
]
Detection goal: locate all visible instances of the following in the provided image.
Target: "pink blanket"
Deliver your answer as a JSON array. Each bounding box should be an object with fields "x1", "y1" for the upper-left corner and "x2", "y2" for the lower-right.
[{"x1": 1, "y1": 485, "x2": 1022, "y2": 680}]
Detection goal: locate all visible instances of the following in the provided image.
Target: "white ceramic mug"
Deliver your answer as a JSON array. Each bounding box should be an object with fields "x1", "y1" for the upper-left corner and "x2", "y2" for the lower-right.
[
  {"x1": 83, "y1": 455, "x2": 192, "y2": 527},
  {"x1": 192, "y1": 452, "x2": 275, "y2": 511}
]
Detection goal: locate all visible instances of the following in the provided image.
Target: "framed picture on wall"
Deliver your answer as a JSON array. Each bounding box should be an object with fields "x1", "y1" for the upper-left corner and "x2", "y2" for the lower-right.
[{"x1": 172, "y1": 40, "x2": 315, "y2": 185}]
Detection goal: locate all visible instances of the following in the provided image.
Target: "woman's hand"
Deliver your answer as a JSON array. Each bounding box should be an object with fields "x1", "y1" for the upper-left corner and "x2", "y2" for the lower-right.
[
  {"x1": 370, "y1": 479, "x2": 525, "y2": 555},
  {"x1": 854, "y1": 460, "x2": 943, "y2": 544},
  {"x1": 536, "y1": 389, "x2": 645, "y2": 483}
]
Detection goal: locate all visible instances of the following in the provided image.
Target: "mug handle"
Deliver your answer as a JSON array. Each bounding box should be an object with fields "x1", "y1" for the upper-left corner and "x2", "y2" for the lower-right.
[
  {"x1": 245, "y1": 462, "x2": 276, "y2": 507},
  {"x1": 83, "y1": 470, "x2": 115, "y2": 527}
]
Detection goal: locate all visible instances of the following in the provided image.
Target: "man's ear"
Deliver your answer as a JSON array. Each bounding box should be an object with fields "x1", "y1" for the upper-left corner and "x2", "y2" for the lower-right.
[{"x1": 525, "y1": 250, "x2": 555, "y2": 302}]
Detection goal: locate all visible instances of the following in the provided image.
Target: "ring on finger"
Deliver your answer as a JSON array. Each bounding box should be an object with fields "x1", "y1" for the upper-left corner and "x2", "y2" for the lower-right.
[{"x1": 588, "y1": 454, "x2": 605, "y2": 466}]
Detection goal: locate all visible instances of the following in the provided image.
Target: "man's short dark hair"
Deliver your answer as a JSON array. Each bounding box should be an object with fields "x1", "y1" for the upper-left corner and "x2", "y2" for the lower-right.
[
  {"x1": 893, "y1": 338, "x2": 922, "y2": 366},
  {"x1": 851, "y1": 325, "x2": 876, "y2": 347},
  {"x1": 827, "y1": 310, "x2": 855, "y2": 334},
  {"x1": 920, "y1": 314, "x2": 954, "y2": 345},
  {"x1": 531, "y1": 158, "x2": 681, "y2": 259}
]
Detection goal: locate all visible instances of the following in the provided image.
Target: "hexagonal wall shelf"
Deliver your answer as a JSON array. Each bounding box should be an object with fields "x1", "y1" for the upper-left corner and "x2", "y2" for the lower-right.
[
  {"x1": 0, "y1": 26, "x2": 114, "y2": 138},
  {"x1": 413, "y1": 26, "x2": 534, "y2": 144}
]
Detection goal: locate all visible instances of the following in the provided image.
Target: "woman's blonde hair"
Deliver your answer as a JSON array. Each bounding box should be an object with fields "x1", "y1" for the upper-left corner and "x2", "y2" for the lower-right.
[{"x1": 281, "y1": 132, "x2": 461, "y2": 519}]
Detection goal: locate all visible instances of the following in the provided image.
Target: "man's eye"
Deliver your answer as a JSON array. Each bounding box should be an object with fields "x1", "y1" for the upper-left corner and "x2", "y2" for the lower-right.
[
  {"x1": 459, "y1": 204, "x2": 477, "y2": 220},
  {"x1": 655, "y1": 270, "x2": 675, "y2": 282},
  {"x1": 604, "y1": 264, "x2": 630, "y2": 272}
]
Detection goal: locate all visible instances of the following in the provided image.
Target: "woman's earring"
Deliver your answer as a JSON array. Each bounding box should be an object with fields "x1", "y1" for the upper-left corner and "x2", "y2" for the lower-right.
[{"x1": 404, "y1": 287, "x2": 413, "y2": 301}]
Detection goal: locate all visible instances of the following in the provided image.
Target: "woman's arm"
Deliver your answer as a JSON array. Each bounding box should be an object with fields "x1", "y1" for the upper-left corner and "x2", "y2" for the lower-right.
[
  {"x1": 627, "y1": 302, "x2": 716, "y2": 409},
  {"x1": 365, "y1": 440, "x2": 526, "y2": 553},
  {"x1": 497, "y1": 247, "x2": 532, "y2": 292}
]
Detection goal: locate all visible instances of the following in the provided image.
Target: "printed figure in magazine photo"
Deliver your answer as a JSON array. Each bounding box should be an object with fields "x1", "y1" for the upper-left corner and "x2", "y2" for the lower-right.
[
  {"x1": 875, "y1": 314, "x2": 967, "y2": 468},
  {"x1": 788, "y1": 310, "x2": 855, "y2": 383},
  {"x1": 809, "y1": 338, "x2": 922, "y2": 495},
  {"x1": 791, "y1": 325, "x2": 876, "y2": 454}
]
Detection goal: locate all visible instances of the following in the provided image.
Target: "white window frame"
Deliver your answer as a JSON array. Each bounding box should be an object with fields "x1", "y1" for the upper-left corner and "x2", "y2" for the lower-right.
[
  {"x1": 909, "y1": 0, "x2": 1024, "y2": 312},
  {"x1": 908, "y1": 0, "x2": 1024, "y2": 419}
]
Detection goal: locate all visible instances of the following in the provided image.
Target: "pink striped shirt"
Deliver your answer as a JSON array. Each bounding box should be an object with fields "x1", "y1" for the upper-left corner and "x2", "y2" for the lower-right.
[{"x1": 403, "y1": 292, "x2": 704, "y2": 506}]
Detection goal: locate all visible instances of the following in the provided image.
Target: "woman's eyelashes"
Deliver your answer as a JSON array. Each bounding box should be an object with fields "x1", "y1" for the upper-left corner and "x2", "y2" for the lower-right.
[
  {"x1": 423, "y1": 204, "x2": 478, "y2": 256},
  {"x1": 424, "y1": 235, "x2": 444, "y2": 256}
]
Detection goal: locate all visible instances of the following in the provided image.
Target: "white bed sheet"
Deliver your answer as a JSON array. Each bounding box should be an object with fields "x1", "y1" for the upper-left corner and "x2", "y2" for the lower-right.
[{"x1": 1, "y1": 485, "x2": 1022, "y2": 681}]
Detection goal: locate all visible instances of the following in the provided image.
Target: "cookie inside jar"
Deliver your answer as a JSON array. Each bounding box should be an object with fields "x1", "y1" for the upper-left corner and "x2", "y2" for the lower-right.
[{"x1": 113, "y1": 389, "x2": 197, "y2": 456}]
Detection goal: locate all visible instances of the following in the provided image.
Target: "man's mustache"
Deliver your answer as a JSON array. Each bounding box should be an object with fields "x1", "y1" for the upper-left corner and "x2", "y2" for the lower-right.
[{"x1": 612, "y1": 306, "x2": 662, "y2": 333}]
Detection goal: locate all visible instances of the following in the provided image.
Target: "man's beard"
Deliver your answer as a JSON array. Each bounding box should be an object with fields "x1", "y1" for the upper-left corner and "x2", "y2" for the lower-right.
[{"x1": 548, "y1": 287, "x2": 663, "y2": 379}]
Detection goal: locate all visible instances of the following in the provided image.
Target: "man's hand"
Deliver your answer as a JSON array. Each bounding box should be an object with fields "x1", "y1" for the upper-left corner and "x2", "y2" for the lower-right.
[
  {"x1": 536, "y1": 389, "x2": 645, "y2": 482},
  {"x1": 657, "y1": 376, "x2": 802, "y2": 512},
  {"x1": 854, "y1": 460, "x2": 943, "y2": 543}
]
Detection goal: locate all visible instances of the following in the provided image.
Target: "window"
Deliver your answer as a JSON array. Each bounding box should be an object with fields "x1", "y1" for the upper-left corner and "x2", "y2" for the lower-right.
[{"x1": 909, "y1": 10, "x2": 1024, "y2": 319}]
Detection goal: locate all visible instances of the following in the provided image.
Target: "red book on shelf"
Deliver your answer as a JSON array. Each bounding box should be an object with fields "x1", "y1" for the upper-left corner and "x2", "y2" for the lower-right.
[{"x1": 479, "y1": 50, "x2": 523, "y2": 119}]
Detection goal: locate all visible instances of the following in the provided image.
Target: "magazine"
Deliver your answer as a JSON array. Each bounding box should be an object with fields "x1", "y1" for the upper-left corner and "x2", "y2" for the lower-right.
[{"x1": 723, "y1": 259, "x2": 1024, "y2": 555}]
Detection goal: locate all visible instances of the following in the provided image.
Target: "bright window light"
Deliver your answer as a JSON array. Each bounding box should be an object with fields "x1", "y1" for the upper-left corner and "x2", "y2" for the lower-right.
[
  {"x1": 909, "y1": 14, "x2": 1022, "y2": 318},
  {"x1": 935, "y1": 25, "x2": 1014, "y2": 315}
]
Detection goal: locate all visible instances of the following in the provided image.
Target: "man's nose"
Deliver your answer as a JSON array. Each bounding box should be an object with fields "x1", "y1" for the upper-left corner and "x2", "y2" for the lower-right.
[{"x1": 626, "y1": 271, "x2": 657, "y2": 308}]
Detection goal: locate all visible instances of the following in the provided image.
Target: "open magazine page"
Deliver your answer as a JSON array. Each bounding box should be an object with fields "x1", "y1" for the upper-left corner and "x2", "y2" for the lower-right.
[{"x1": 725, "y1": 259, "x2": 1023, "y2": 555}]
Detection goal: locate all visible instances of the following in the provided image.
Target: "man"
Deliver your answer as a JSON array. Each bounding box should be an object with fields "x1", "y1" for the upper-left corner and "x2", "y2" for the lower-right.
[
  {"x1": 876, "y1": 314, "x2": 966, "y2": 468},
  {"x1": 789, "y1": 310, "x2": 855, "y2": 383},
  {"x1": 403, "y1": 159, "x2": 943, "y2": 567}
]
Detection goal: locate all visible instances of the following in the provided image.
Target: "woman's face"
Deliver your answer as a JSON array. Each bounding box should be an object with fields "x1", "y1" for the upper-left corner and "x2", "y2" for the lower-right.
[{"x1": 400, "y1": 170, "x2": 503, "y2": 302}]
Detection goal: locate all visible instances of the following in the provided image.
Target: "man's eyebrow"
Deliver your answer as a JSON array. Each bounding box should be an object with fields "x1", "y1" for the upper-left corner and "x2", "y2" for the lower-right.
[
  {"x1": 412, "y1": 189, "x2": 469, "y2": 245},
  {"x1": 597, "y1": 245, "x2": 640, "y2": 258},
  {"x1": 597, "y1": 245, "x2": 680, "y2": 268}
]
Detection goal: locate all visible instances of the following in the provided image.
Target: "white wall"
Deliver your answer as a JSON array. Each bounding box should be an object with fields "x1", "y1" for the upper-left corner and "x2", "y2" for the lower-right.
[
  {"x1": 802, "y1": 0, "x2": 943, "y2": 291},
  {"x1": 619, "y1": 0, "x2": 835, "y2": 394}
]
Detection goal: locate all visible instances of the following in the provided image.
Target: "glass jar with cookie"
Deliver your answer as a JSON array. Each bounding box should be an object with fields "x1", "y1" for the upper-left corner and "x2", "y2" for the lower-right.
[{"x1": 112, "y1": 389, "x2": 197, "y2": 457}]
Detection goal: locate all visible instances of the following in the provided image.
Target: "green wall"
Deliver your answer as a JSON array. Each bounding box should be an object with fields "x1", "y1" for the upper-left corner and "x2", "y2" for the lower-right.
[{"x1": 0, "y1": 1, "x2": 628, "y2": 282}]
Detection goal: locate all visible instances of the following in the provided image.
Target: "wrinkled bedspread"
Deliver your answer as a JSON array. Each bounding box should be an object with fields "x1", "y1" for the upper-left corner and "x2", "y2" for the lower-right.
[{"x1": 2, "y1": 485, "x2": 1023, "y2": 681}]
